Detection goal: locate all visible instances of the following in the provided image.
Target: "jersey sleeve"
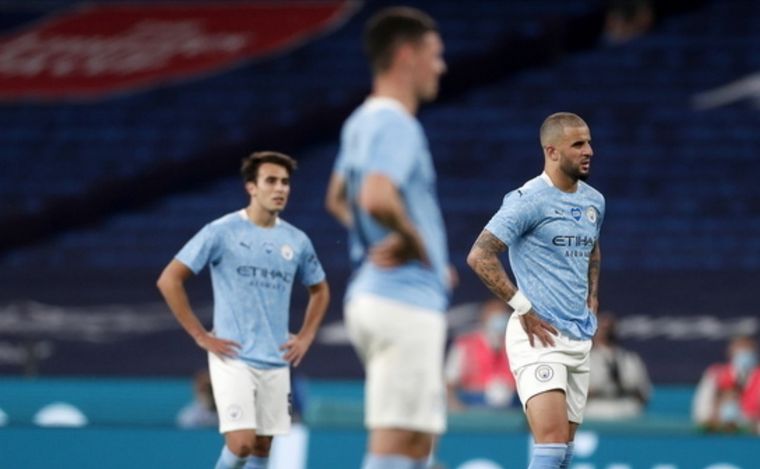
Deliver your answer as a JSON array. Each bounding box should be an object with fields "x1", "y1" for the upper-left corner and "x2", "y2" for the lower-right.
[
  {"x1": 297, "y1": 235, "x2": 326, "y2": 287},
  {"x1": 484, "y1": 190, "x2": 539, "y2": 246},
  {"x1": 596, "y1": 196, "x2": 606, "y2": 238},
  {"x1": 366, "y1": 113, "x2": 419, "y2": 187},
  {"x1": 175, "y1": 224, "x2": 220, "y2": 274},
  {"x1": 332, "y1": 125, "x2": 350, "y2": 177}
]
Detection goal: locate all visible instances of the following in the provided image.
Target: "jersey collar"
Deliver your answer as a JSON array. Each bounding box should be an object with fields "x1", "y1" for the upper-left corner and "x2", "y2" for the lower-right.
[
  {"x1": 540, "y1": 171, "x2": 554, "y2": 187},
  {"x1": 365, "y1": 96, "x2": 410, "y2": 116},
  {"x1": 239, "y1": 209, "x2": 280, "y2": 226}
]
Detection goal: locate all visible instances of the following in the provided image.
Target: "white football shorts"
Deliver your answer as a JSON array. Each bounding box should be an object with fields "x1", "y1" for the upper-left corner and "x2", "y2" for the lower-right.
[
  {"x1": 345, "y1": 293, "x2": 447, "y2": 434},
  {"x1": 506, "y1": 313, "x2": 591, "y2": 423},
  {"x1": 208, "y1": 352, "x2": 291, "y2": 435}
]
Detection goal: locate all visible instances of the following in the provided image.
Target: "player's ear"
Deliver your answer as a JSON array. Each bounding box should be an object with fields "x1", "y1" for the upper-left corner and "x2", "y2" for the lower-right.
[
  {"x1": 396, "y1": 41, "x2": 417, "y2": 68},
  {"x1": 544, "y1": 145, "x2": 558, "y2": 161},
  {"x1": 245, "y1": 181, "x2": 257, "y2": 196}
]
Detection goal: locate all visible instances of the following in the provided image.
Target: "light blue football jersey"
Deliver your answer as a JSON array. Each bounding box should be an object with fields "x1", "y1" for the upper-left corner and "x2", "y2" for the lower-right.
[
  {"x1": 485, "y1": 173, "x2": 605, "y2": 339},
  {"x1": 334, "y1": 97, "x2": 450, "y2": 312},
  {"x1": 176, "y1": 210, "x2": 326, "y2": 369}
]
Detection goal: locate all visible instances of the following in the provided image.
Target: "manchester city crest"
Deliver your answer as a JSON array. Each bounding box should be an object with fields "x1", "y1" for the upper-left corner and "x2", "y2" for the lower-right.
[
  {"x1": 586, "y1": 206, "x2": 598, "y2": 223},
  {"x1": 280, "y1": 244, "x2": 294, "y2": 261},
  {"x1": 227, "y1": 404, "x2": 243, "y2": 420},
  {"x1": 535, "y1": 364, "x2": 554, "y2": 382}
]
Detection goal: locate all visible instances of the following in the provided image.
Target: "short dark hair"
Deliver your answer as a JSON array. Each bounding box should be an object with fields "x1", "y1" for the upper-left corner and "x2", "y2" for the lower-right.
[
  {"x1": 241, "y1": 151, "x2": 297, "y2": 183},
  {"x1": 364, "y1": 6, "x2": 437, "y2": 74},
  {"x1": 539, "y1": 112, "x2": 588, "y2": 147}
]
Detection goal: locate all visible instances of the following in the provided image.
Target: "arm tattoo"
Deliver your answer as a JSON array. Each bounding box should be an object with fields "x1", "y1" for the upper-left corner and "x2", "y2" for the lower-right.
[
  {"x1": 472, "y1": 230, "x2": 507, "y2": 256},
  {"x1": 587, "y1": 242, "x2": 601, "y2": 300},
  {"x1": 468, "y1": 230, "x2": 517, "y2": 301}
]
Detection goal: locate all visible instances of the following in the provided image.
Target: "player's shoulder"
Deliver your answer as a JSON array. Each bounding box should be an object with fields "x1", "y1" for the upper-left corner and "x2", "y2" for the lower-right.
[
  {"x1": 579, "y1": 181, "x2": 606, "y2": 205},
  {"x1": 505, "y1": 174, "x2": 554, "y2": 202},
  {"x1": 275, "y1": 217, "x2": 311, "y2": 243},
  {"x1": 207, "y1": 210, "x2": 246, "y2": 229},
  {"x1": 352, "y1": 97, "x2": 417, "y2": 131}
]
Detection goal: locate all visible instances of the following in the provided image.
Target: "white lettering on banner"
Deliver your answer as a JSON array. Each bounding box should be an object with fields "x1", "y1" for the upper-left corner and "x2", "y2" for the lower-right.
[
  {"x1": 566, "y1": 462, "x2": 742, "y2": 468},
  {"x1": 317, "y1": 315, "x2": 759, "y2": 346},
  {"x1": 452, "y1": 462, "x2": 743, "y2": 469},
  {"x1": 618, "y1": 315, "x2": 758, "y2": 340},
  {"x1": 570, "y1": 432, "x2": 746, "y2": 469},
  {"x1": 0, "y1": 340, "x2": 53, "y2": 365},
  {"x1": 0, "y1": 300, "x2": 193, "y2": 342},
  {"x1": 0, "y1": 2, "x2": 355, "y2": 99},
  {"x1": 0, "y1": 21, "x2": 248, "y2": 77},
  {"x1": 456, "y1": 460, "x2": 503, "y2": 469},
  {"x1": 573, "y1": 431, "x2": 599, "y2": 457}
]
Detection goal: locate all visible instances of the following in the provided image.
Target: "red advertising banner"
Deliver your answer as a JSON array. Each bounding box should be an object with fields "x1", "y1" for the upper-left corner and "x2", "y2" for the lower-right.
[{"x1": 0, "y1": 1, "x2": 355, "y2": 100}]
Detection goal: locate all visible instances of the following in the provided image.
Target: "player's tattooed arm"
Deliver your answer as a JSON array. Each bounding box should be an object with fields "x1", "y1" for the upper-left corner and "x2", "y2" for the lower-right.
[
  {"x1": 587, "y1": 241, "x2": 601, "y2": 314},
  {"x1": 467, "y1": 229, "x2": 518, "y2": 301},
  {"x1": 469, "y1": 228, "x2": 558, "y2": 347}
]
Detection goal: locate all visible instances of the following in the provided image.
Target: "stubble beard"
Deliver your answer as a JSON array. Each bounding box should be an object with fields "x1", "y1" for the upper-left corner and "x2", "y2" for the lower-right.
[{"x1": 560, "y1": 160, "x2": 589, "y2": 182}]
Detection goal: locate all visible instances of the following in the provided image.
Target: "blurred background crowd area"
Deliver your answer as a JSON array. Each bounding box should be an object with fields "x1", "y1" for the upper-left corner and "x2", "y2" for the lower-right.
[{"x1": 0, "y1": 0, "x2": 758, "y2": 466}]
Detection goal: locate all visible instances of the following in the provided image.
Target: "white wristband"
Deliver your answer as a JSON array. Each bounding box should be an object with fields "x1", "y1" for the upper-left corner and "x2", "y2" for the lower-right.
[{"x1": 507, "y1": 290, "x2": 532, "y2": 316}]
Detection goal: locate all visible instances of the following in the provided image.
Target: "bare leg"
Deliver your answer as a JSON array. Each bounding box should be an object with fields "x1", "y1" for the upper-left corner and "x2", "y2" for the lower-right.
[
  {"x1": 369, "y1": 428, "x2": 433, "y2": 459},
  {"x1": 525, "y1": 390, "x2": 570, "y2": 443}
]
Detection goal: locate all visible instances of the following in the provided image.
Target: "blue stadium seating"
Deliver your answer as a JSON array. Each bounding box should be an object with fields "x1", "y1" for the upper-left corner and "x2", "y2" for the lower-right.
[
  {"x1": 1, "y1": 0, "x2": 757, "y2": 282},
  {"x1": 0, "y1": 0, "x2": 757, "y2": 381}
]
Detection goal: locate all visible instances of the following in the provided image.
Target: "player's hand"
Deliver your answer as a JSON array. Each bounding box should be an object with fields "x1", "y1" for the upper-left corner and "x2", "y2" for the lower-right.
[
  {"x1": 369, "y1": 232, "x2": 429, "y2": 268},
  {"x1": 519, "y1": 311, "x2": 558, "y2": 348},
  {"x1": 194, "y1": 331, "x2": 241, "y2": 358},
  {"x1": 280, "y1": 333, "x2": 314, "y2": 367}
]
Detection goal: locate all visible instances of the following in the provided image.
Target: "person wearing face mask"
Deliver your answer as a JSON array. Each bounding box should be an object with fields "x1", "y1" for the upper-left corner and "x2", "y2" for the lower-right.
[
  {"x1": 692, "y1": 335, "x2": 760, "y2": 433},
  {"x1": 177, "y1": 369, "x2": 219, "y2": 429},
  {"x1": 445, "y1": 299, "x2": 516, "y2": 410},
  {"x1": 585, "y1": 312, "x2": 651, "y2": 420}
]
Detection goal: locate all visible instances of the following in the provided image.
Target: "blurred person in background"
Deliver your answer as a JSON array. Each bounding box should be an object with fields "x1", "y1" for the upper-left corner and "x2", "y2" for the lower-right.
[
  {"x1": 445, "y1": 298, "x2": 516, "y2": 410},
  {"x1": 158, "y1": 151, "x2": 330, "y2": 469},
  {"x1": 468, "y1": 112, "x2": 604, "y2": 469},
  {"x1": 177, "y1": 369, "x2": 218, "y2": 429},
  {"x1": 325, "y1": 6, "x2": 452, "y2": 469},
  {"x1": 585, "y1": 312, "x2": 651, "y2": 419},
  {"x1": 603, "y1": 0, "x2": 654, "y2": 45},
  {"x1": 692, "y1": 335, "x2": 760, "y2": 434}
]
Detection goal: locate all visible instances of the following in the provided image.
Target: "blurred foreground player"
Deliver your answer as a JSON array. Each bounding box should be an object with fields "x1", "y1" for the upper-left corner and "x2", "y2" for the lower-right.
[{"x1": 325, "y1": 6, "x2": 452, "y2": 469}]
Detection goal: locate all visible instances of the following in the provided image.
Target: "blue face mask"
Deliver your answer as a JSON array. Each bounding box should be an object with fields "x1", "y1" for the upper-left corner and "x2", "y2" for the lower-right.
[
  {"x1": 485, "y1": 313, "x2": 509, "y2": 346},
  {"x1": 732, "y1": 350, "x2": 758, "y2": 379}
]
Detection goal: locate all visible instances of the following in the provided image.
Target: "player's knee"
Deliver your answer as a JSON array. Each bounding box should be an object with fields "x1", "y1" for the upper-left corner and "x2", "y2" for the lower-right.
[
  {"x1": 415, "y1": 435, "x2": 434, "y2": 456},
  {"x1": 226, "y1": 441, "x2": 253, "y2": 457},
  {"x1": 226, "y1": 433, "x2": 257, "y2": 457},
  {"x1": 252, "y1": 436, "x2": 273, "y2": 457},
  {"x1": 534, "y1": 426, "x2": 570, "y2": 443},
  {"x1": 405, "y1": 431, "x2": 434, "y2": 458}
]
